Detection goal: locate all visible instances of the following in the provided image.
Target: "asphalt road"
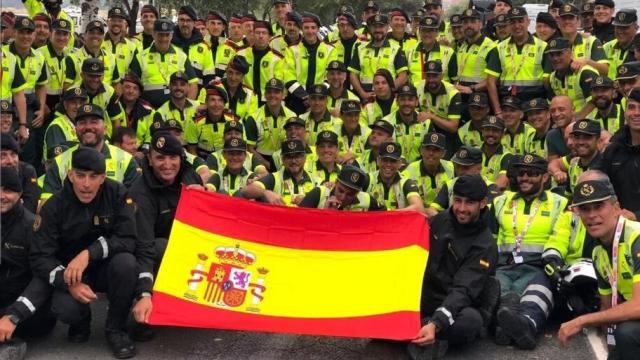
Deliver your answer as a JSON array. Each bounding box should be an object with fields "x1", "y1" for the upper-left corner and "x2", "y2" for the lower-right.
[{"x1": 18, "y1": 298, "x2": 599, "y2": 360}]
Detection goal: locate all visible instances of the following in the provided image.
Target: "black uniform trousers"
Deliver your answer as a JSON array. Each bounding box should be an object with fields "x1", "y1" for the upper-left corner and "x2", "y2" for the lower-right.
[
  {"x1": 422, "y1": 307, "x2": 484, "y2": 345},
  {"x1": 610, "y1": 320, "x2": 640, "y2": 360},
  {"x1": 51, "y1": 253, "x2": 136, "y2": 332}
]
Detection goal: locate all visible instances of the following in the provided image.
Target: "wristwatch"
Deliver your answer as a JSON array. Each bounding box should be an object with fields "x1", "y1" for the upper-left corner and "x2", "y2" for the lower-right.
[{"x1": 7, "y1": 314, "x2": 20, "y2": 325}]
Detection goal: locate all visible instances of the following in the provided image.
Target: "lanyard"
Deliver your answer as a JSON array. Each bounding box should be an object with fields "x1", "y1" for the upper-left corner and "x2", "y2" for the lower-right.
[
  {"x1": 508, "y1": 42, "x2": 529, "y2": 80},
  {"x1": 458, "y1": 42, "x2": 474, "y2": 78},
  {"x1": 610, "y1": 215, "x2": 626, "y2": 307},
  {"x1": 511, "y1": 198, "x2": 542, "y2": 255},
  {"x1": 153, "y1": 52, "x2": 170, "y2": 85}
]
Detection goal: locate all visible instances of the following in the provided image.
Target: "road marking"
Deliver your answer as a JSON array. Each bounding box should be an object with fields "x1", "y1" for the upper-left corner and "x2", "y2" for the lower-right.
[{"x1": 585, "y1": 328, "x2": 608, "y2": 360}]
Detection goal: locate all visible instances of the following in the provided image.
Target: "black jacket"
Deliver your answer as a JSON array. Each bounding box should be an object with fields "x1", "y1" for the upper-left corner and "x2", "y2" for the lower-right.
[
  {"x1": 128, "y1": 157, "x2": 202, "y2": 295},
  {"x1": 421, "y1": 208, "x2": 498, "y2": 332},
  {"x1": 1, "y1": 203, "x2": 51, "y2": 322},
  {"x1": 30, "y1": 178, "x2": 137, "y2": 290},
  {"x1": 595, "y1": 126, "x2": 640, "y2": 218}
]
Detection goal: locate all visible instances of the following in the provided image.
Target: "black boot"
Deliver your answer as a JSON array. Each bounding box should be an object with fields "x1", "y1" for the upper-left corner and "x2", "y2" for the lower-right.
[
  {"x1": 106, "y1": 330, "x2": 136, "y2": 359},
  {"x1": 130, "y1": 323, "x2": 155, "y2": 342},
  {"x1": 406, "y1": 339, "x2": 449, "y2": 360},
  {"x1": 67, "y1": 314, "x2": 91, "y2": 343},
  {"x1": 497, "y1": 307, "x2": 537, "y2": 350}
]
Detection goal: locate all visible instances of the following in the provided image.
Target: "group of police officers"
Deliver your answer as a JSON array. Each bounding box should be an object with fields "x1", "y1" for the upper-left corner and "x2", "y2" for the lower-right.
[{"x1": 1, "y1": 0, "x2": 640, "y2": 359}]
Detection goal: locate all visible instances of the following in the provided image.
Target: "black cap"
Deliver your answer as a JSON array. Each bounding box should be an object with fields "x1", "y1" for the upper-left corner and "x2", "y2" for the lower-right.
[
  {"x1": 265, "y1": 78, "x2": 284, "y2": 91},
  {"x1": 571, "y1": 119, "x2": 601, "y2": 136},
  {"x1": 170, "y1": 71, "x2": 189, "y2": 83},
  {"x1": 421, "y1": 132, "x2": 446, "y2": 149},
  {"x1": 545, "y1": 37, "x2": 571, "y2": 53},
  {"x1": 450, "y1": 14, "x2": 462, "y2": 26},
  {"x1": 495, "y1": 14, "x2": 510, "y2": 26},
  {"x1": 425, "y1": 60, "x2": 443, "y2": 74},
  {"x1": 396, "y1": 83, "x2": 418, "y2": 97},
  {"x1": 616, "y1": 62, "x2": 640, "y2": 80},
  {"x1": 629, "y1": 88, "x2": 640, "y2": 103},
  {"x1": 594, "y1": 0, "x2": 614, "y2": 8},
  {"x1": 228, "y1": 55, "x2": 250, "y2": 75},
  {"x1": 81, "y1": 58, "x2": 105, "y2": 75},
  {"x1": 75, "y1": 103, "x2": 104, "y2": 123},
  {"x1": 307, "y1": 84, "x2": 329, "y2": 97},
  {"x1": 1, "y1": 132, "x2": 19, "y2": 153},
  {"x1": 367, "y1": 14, "x2": 388, "y2": 26},
  {"x1": 581, "y1": 3, "x2": 595, "y2": 14},
  {"x1": 548, "y1": 0, "x2": 564, "y2": 9},
  {"x1": 363, "y1": 1, "x2": 379, "y2": 11},
  {"x1": 13, "y1": 16, "x2": 35, "y2": 31},
  {"x1": 452, "y1": 146, "x2": 483, "y2": 165},
  {"x1": 591, "y1": 75, "x2": 614, "y2": 89},
  {"x1": 501, "y1": 96, "x2": 521, "y2": 110},
  {"x1": 150, "y1": 118, "x2": 183, "y2": 135},
  {"x1": 481, "y1": 116, "x2": 506, "y2": 130},
  {"x1": 612, "y1": 9, "x2": 638, "y2": 27},
  {"x1": 337, "y1": 165, "x2": 367, "y2": 191},
  {"x1": 178, "y1": 5, "x2": 198, "y2": 21},
  {"x1": 536, "y1": 12, "x2": 557, "y2": 29},
  {"x1": 369, "y1": 119, "x2": 394, "y2": 136},
  {"x1": 508, "y1": 6, "x2": 528, "y2": 20},
  {"x1": 340, "y1": 99, "x2": 361, "y2": 113},
  {"x1": 453, "y1": 174, "x2": 488, "y2": 201},
  {"x1": 461, "y1": 8, "x2": 481, "y2": 20},
  {"x1": 51, "y1": 18, "x2": 71, "y2": 32},
  {"x1": 72, "y1": 146, "x2": 106, "y2": 174},
  {"x1": 379, "y1": 142, "x2": 402, "y2": 160},
  {"x1": 154, "y1": 18, "x2": 175, "y2": 33},
  {"x1": 151, "y1": 132, "x2": 183, "y2": 156},
  {"x1": 522, "y1": 98, "x2": 549, "y2": 112},
  {"x1": 224, "y1": 120, "x2": 244, "y2": 134},
  {"x1": 572, "y1": 179, "x2": 616, "y2": 207},
  {"x1": 62, "y1": 87, "x2": 88, "y2": 102},
  {"x1": 316, "y1": 130, "x2": 339, "y2": 145},
  {"x1": 223, "y1": 138, "x2": 247, "y2": 152},
  {"x1": 0, "y1": 99, "x2": 14, "y2": 114},
  {"x1": 326, "y1": 60, "x2": 347, "y2": 72},
  {"x1": 419, "y1": 15, "x2": 440, "y2": 29},
  {"x1": 281, "y1": 139, "x2": 306, "y2": 156},
  {"x1": 47, "y1": 144, "x2": 68, "y2": 159},
  {"x1": 108, "y1": 6, "x2": 128, "y2": 20},
  {"x1": 1, "y1": 167, "x2": 22, "y2": 193},
  {"x1": 283, "y1": 116, "x2": 305, "y2": 129},
  {"x1": 513, "y1": 153, "x2": 548, "y2": 171},
  {"x1": 85, "y1": 19, "x2": 104, "y2": 33},
  {"x1": 559, "y1": 3, "x2": 579, "y2": 17},
  {"x1": 469, "y1": 92, "x2": 489, "y2": 107}
]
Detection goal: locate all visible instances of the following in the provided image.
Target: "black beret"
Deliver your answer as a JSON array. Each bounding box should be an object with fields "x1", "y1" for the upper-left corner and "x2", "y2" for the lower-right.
[
  {"x1": 536, "y1": 12, "x2": 558, "y2": 29},
  {"x1": 178, "y1": 5, "x2": 198, "y2": 21},
  {"x1": 629, "y1": 88, "x2": 640, "y2": 103},
  {"x1": 301, "y1": 12, "x2": 321, "y2": 27},
  {"x1": 389, "y1": 8, "x2": 409, "y2": 22},
  {"x1": 594, "y1": 0, "x2": 614, "y2": 8},
  {"x1": 285, "y1": 11, "x2": 303, "y2": 28},
  {"x1": 228, "y1": 55, "x2": 250, "y2": 75},
  {"x1": 1, "y1": 132, "x2": 19, "y2": 153},
  {"x1": 207, "y1": 11, "x2": 228, "y2": 26},
  {"x1": 453, "y1": 174, "x2": 488, "y2": 201},
  {"x1": 336, "y1": 11, "x2": 358, "y2": 29},
  {"x1": 72, "y1": 146, "x2": 106, "y2": 174},
  {"x1": 205, "y1": 83, "x2": 229, "y2": 103},
  {"x1": 122, "y1": 72, "x2": 144, "y2": 91},
  {"x1": 151, "y1": 132, "x2": 183, "y2": 156},
  {"x1": 141, "y1": 4, "x2": 159, "y2": 18},
  {"x1": 1, "y1": 166, "x2": 22, "y2": 193},
  {"x1": 337, "y1": 165, "x2": 366, "y2": 191}
]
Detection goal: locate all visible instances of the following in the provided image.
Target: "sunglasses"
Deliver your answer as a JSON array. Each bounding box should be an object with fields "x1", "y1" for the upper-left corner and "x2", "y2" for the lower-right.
[{"x1": 517, "y1": 169, "x2": 544, "y2": 177}]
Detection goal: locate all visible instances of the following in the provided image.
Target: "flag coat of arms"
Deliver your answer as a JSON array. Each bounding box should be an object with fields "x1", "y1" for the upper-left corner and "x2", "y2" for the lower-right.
[{"x1": 149, "y1": 187, "x2": 429, "y2": 340}]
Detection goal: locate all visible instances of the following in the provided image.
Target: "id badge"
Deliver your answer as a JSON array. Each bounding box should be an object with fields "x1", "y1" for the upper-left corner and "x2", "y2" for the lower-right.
[
  {"x1": 607, "y1": 325, "x2": 616, "y2": 346},
  {"x1": 513, "y1": 251, "x2": 523, "y2": 264}
]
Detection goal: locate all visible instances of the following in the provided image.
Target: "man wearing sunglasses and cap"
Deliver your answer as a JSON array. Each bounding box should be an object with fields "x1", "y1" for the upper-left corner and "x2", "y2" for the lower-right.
[
  {"x1": 558, "y1": 176, "x2": 640, "y2": 359},
  {"x1": 490, "y1": 153, "x2": 571, "y2": 350},
  {"x1": 299, "y1": 165, "x2": 385, "y2": 211}
]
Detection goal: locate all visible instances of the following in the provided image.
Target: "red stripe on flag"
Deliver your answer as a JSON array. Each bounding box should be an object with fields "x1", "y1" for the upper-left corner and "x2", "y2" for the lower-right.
[
  {"x1": 148, "y1": 291, "x2": 421, "y2": 340},
  {"x1": 175, "y1": 187, "x2": 429, "y2": 252}
]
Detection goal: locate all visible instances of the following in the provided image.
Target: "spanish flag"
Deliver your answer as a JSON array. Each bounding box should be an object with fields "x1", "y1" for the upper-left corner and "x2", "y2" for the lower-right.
[{"x1": 149, "y1": 188, "x2": 429, "y2": 340}]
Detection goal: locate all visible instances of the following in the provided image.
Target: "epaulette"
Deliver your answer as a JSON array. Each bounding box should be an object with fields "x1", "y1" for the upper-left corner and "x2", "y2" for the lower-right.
[
  {"x1": 139, "y1": 99, "x2": 154, "y2": 111},
  {"x1": 271, "y1": 48, "x2": 284, "y2": 58}
]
